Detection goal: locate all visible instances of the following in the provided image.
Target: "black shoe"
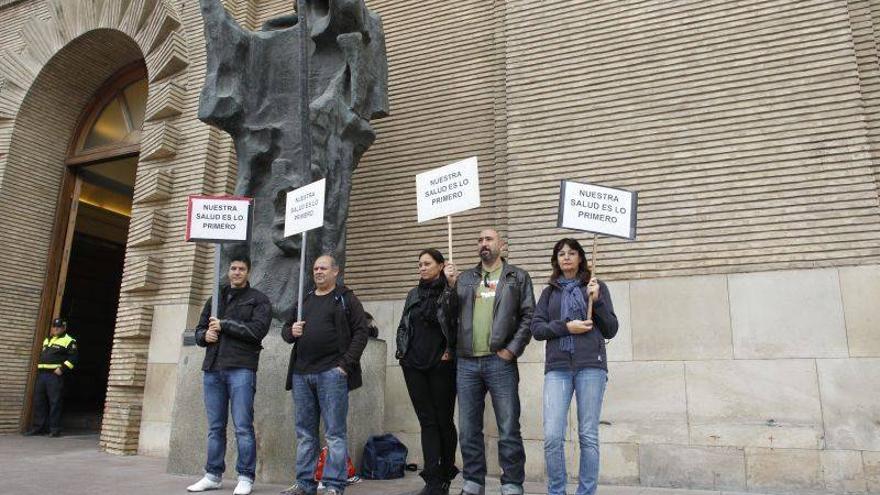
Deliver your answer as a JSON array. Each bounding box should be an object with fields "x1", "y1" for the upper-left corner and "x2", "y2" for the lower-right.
[
  {"x1": 433, "y1": 481, "x2": 450, "y2": 495},
  {"x1": 23, "y1": 428, "x2": 45, "y2": 436},
  {"x1": 49, "y1": 431, "x2": 61, "y2": 437}
]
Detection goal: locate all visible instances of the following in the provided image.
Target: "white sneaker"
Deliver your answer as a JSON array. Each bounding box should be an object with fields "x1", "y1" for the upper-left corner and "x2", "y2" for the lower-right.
[
  {"x1": 233, "y1": 478, "x2": 253, "y2": 495},
  {"x1": 187, "y1": 475, "x2": 222, "y2": 492}
]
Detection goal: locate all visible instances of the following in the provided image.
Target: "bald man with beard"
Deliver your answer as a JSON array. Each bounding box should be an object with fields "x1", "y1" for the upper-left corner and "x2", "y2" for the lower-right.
[{"x1": 442, "y1": 229, "x2": 535, "y2": 495}]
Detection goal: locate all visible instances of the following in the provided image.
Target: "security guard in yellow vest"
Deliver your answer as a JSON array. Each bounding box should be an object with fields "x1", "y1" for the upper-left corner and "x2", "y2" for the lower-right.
[{"x1": 25, "y1": 318, "x2": 78, "y2": 437}]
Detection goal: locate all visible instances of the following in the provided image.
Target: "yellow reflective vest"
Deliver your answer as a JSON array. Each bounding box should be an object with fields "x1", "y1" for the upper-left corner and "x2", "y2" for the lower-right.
[{"x1": 37, "y1": 333, "x2": 78, "y2": 371}]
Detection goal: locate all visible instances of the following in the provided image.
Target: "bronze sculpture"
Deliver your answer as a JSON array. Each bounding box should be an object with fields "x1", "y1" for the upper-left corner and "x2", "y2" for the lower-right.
[{"x1": 198, "y1": 0, "x2": 389, "y2": 320}]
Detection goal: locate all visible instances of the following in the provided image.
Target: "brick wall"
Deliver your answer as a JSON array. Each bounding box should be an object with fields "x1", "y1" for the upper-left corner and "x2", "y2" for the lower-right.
[{"x1": 342, "y1": 0, "x2": 880, "y2": 301}]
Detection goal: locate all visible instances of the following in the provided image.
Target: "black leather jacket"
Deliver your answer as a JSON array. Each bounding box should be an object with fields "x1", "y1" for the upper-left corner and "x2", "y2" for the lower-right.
[
  {"x1": 395, "y1": 284, "x2": 456, "y2": 360},
  {"x1": 195, "y1": 283, "x2": 272, "y2": 371},
  {"x1": 440, "y1": 260, "x2": 535, "y2": 358}
]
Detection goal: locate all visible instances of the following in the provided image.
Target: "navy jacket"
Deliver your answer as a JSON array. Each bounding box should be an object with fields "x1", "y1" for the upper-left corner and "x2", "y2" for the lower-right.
[{"x1": 530, "y1": 280, "x2": 618, "y2": 373}]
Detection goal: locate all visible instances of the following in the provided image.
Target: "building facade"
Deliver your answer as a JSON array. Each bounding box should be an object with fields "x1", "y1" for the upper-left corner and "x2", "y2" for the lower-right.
[{"x1": 1, "y1": 0, "x2": 879, "y2": 493}]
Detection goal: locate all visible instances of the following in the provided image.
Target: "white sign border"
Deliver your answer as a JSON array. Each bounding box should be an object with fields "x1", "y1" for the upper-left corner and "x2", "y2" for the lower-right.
[
  {"x1": 284, "y1": 178, "x2": 327, "y2": 238},
  {"x1": 416, "y1": 156, "x2": 481, "y2": 223},
  {"x1": 185, "y1": 195, "x2": 254, "y2": 244},
  {"x1": 556, "y1": 180, "x2": 638, "y2": 241}
]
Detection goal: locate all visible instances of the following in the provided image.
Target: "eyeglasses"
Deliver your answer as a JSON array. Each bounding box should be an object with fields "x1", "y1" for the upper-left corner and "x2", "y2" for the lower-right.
[{"x1": 483, "y1": 272, "x2": 490, "y2": 288}]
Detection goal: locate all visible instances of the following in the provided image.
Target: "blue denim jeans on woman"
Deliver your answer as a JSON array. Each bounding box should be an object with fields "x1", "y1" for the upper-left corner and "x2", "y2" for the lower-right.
[
  {"x1": 543, "y1": 367, "x2": 607, "y2": 495},
  {"x1": 291, "y1": 367, "x2": 349, "y2": 494},
  {"x1": 203, "y1": 368, "x2": 257, "y2": 482},
  {"x1": 457, "y1": 354, "x2": 526, "y2": 495}
]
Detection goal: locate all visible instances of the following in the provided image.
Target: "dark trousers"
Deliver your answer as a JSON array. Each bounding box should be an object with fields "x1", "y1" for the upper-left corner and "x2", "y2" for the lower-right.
[
  {"x1": 32, "y1": 371, "x2": 63, "y2": 433},
  {"x1": 402, "y1": 361, "x2": 459, "y2": 485}
]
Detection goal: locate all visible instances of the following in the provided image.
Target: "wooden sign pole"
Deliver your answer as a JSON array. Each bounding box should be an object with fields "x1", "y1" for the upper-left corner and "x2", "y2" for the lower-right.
[
  {"x1": 586, "y1": 233, "x2": 599, "y2": 320},
  {"x1": 212, "y1": 247, "x2": 221, "y2": 317},
  {"x1": 447, "y1": 215, "x2": 453, "y2": 262}
]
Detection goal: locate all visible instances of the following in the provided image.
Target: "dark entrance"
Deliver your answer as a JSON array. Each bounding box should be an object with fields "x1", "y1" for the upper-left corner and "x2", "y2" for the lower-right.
[
  {"x1": 27, "y1": 63, "x2": 146, "y2": 433},
  {"x1": 58, "y1": 218, "x2": 126, "y2": 429},
  {"x1": 57, "y1": 155, "x2": 136, "y2": 431}
]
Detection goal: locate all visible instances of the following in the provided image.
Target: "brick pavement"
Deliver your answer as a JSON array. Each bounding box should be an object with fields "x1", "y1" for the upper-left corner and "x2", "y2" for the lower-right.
[{"x1": 0, "y1": 433, "x2": 807, "y2": 495}]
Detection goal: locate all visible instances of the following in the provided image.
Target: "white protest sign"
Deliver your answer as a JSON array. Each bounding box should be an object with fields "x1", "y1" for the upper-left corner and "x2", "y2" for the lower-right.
[
  {"x1": 284, "y1": 178, "x2": 326, "y2": 237},
  {"x1": 557, "y1": 180, "x2": 638, "y2": 240},
  {"x1": 416, "y1": 156, "x2": 481, "y2": 223},
  {"x1": 185, "y1": 195, "x2": 253, "y2": 243}
]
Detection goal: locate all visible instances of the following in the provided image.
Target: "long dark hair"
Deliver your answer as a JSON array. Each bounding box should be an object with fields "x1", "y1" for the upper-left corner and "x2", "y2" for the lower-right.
[
  {"x1": 416, "y1": 248, "x2": 446, "y2": 322},
  {"x1": 419, "y1": 248, "x2": 445, "y2": 265},
  {"x1": 418, "y1": 248, "x2": 447, "y2": 284},
  {"x1": 549, "y1": 237, "x2": 591, "y2": 284}
]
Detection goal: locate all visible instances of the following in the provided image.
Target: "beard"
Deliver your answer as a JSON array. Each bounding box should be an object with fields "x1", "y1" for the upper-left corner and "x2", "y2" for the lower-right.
[{"x1": 479, "y1": 248, "x2": 496, "y2": 263}]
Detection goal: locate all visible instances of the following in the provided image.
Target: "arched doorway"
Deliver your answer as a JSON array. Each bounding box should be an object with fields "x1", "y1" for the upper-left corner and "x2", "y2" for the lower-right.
[
  {"x1": 1, "y1": 1, "x2": 192, "y2": 450},
  {"x1": 41, "y1": 63, "x2": 147, "y2": 432}
]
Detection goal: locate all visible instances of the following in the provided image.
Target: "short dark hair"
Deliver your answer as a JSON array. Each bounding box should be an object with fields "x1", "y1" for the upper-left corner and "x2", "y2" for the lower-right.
[
  {"x1": 317, "y1": 253, "x2": 339, "y2": 269},
  {"x1": 418, "y1": 248, "x2": 445, "y2": 265},
  {"x1": 230, "y1": 255, "x2": 251, "y2": 271},
  {"x1": 549, "y1": 237, "x2": 591, "y2": 284}
]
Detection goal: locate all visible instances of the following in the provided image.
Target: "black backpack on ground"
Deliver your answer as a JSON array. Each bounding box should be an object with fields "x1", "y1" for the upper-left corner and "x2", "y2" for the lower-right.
[{"x1": 360, "y1": 433, "x2": 408, "y2": 479}]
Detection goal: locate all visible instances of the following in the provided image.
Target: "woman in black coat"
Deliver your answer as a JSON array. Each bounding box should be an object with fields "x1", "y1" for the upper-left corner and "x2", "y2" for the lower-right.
[{"x1": 395, "y1": 248, "x2": 459, "y2": 495}]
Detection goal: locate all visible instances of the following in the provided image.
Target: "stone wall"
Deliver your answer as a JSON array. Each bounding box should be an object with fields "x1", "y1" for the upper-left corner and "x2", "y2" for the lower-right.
[{"x1": 369, "y1": 265, "x2": 880, "y2": 493}]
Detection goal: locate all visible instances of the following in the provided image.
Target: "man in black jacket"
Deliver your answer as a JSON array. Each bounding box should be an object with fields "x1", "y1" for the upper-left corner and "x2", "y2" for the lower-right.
[
  {"x1": 280, "y1": 254, "x2": 370, "y2": 495},
  {"x1": 187, "y1": 255, "x2": 271, "y2": 495},
  {"x1": 442, "y1": 229, "x2": 535, "y2": 495}
]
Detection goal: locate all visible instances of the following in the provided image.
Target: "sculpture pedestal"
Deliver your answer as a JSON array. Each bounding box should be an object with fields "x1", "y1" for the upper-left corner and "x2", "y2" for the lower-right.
[{"x1": 167, "y1": 330, "x2": 387, "y2": 483}]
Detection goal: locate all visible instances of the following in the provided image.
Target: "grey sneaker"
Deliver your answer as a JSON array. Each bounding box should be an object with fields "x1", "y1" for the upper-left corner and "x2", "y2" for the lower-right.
[
  {"x1": 279, "y1": 483, "x2": 313, "y2": 495},
  {"x1": 325, "y1": 489, "x2": 342, "y2": 495}
]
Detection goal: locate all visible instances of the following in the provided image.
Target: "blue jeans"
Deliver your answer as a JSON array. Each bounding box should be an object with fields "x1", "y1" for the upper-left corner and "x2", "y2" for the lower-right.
[
  {"x1": 457, "y1": 355, "x2": 525, "y2": 495},
  {"x1": 292, "y1": 368, "x2": 349, "y2": 493},
  {"x1": 543, "y1": 368, "x2": 607, "y2": 495},
  {"x1": 203, "y1": 368, "x2": 257, "y2": 481}
]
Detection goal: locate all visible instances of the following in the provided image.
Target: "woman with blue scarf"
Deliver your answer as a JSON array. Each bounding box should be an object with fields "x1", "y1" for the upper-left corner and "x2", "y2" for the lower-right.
[{"x1": 531, "y1": 238, "x2": 618, "y2": 495}]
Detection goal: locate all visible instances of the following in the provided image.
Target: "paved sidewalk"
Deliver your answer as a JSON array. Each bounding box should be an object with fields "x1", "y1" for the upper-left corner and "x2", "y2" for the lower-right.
[{"x1": 1, "y1": 433, "x2": 795, "y2": 495}]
